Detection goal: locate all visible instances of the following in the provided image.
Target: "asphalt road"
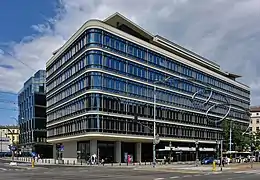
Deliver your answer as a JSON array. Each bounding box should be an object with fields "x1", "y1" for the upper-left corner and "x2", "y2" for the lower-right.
[{"x1": 0, "y1": 160, "x2": 260, "y2": 180}]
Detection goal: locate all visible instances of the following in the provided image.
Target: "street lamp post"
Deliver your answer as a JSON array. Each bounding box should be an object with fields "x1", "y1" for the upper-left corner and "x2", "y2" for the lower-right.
[
  {"x1": 242, "y1": 126, "x2": 254, "y2": 168},
  {"x1": 220, "y1": 139, "x2": 223, "y2": 171},
  {"x1": 216, "y1": 140, "x2": 223, "y2": 170},
  {"x1": 9, "y1": 116, "x2": 23, "y2": 162},
  {"x1": 153, "y1": 85, "x2": 157, "y2": 168},
  {"x1": 0, "y1": 131, "x2": 2, "y2": 153},
  {"x1": 134, "y1": 117, "x2": 159, "y2": 167},
  {"x1": 195, "y1": 140, "x2": 199, "y2": 166},
  {"x1": 216, "y1": 140, "x2": 220, "y2": 160},
  {"x1": 169, "y1": 141, "x2": 172, "y2": 164},
  {"x1": 152, "y1": 77, "x2": 171, "y2": 167}
]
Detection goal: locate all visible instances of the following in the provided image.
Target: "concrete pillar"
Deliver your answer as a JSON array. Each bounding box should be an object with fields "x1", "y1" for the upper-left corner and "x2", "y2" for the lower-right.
[
  {"x1": 52, "y1": 144, "x2": 57, "y2": 159},
  {"x1": 63, "y1": 141, "x2": 77, "y2": 160},
  {"x1": 90, "y1": 139, "x2": 97, "y2": 156},
  {"x1": 135, "y1": 142, "x2": 142, "y2": 162},
  {"x1": 114, "y1": 141, "x2": 121, "y2": 163}
]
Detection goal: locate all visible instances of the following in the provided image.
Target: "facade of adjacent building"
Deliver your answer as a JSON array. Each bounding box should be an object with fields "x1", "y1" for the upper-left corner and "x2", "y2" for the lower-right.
[
  {"x1": 46, "y1": 13, "x2": 250, "y2": 163},
  {"x1": 0, "y1": 126, "x2": 19, "y2": 153},
  {"x1": 18, "y1": 70, "x2": 53, "y2": 157},
  {"x1": 0, "y1": 126, "x2": 19, "y2": 145},
  {"x1": 0, "y1": 137, "x2": 11, "y2": 153},
  {"x1": 250, "y1": 106, "x2": 260, "y2": 133}
]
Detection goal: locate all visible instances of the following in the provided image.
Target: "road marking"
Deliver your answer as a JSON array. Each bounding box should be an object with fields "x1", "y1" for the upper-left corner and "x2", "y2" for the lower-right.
[
  {"x1": 227, "y1": 178, "x2": 233, "y2": 180},
  {"x1": 203, "y1": 173, "x2": 211, "y2": 175},
  {"x1": 0, "y1": 168, "x2": 7, "y2": 171},
  {"x1": 170, "y1": 176, "x2": 179, "y2": 179},
  {"x1": 154, "y1": 178, "x2": 165, "y2": 180},
  {"x1": 194, "y1": 174, "x2": 202, "y2": 176},
  {"x1": 183, "y1": 175, "x2": 192, "y2": 178}
]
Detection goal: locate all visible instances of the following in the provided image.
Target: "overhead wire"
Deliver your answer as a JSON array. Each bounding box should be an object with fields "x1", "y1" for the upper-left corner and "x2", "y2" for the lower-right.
[{"x1": 0, "y1": 48, "x2": 36, "y2": 72}]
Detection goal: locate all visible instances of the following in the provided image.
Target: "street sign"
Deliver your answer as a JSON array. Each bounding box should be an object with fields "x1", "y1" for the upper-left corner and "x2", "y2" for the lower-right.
[{"x1": 10, "y1": 146, "x2": 17, "y2": 151}]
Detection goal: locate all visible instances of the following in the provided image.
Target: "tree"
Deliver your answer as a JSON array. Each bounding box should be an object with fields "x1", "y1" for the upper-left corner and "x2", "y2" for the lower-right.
[{"x1": 221, "y1": 119, "x2": 248, "y2": 152}]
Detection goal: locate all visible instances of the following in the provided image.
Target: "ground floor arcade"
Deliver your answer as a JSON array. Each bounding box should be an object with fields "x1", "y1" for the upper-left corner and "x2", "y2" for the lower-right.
[{"x1": 50, "y1": 135, "x2": 218, "y2": 163}]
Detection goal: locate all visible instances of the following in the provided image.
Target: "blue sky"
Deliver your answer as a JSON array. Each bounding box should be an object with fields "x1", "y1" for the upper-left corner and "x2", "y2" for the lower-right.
[
  {"x1": 0, "y1": 0, "x2": 56, "y2": 125},
  {"x1": 0, "y1": 0, "x2": 259, "y2": 125}
]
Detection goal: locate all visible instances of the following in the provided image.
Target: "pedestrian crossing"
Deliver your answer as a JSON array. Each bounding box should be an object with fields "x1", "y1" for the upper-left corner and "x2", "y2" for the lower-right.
[
  {"x1": 0, "y1": 167, "x2": 27, "y2": 172},
  {"x1": 234, "y1": 169, "x2": 260, "y2": 175}
]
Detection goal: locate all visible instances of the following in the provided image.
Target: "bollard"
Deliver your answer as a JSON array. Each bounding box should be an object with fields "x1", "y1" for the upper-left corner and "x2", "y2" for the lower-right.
[
  {"x1": 119, "y1": 163, "x2": 121, "y2": 166},
  {"x1": 103, "y1": 162, "x2": 104, "y2": 166},
  {"x1": 139, "y1": 162, "x2": 141, "y2": 166},
  {"x1": 81, "y1": 160, "x2": 82, "y2": 165},
  {"x1": 127, "y1": 162, "x2": 128, "y2": 166},
  {"x1": 48, "y1": 160, "x2": 50, "y2": 164},
  {"x1": 32, "y1": 158, "x2": 35, "y2": 168},
  {"x1": 111, "y1": 162, "x2": 113, "y2": 166},
  {"x1": 133, "y1": 163, "x2": 135, "y2": 166},
  {"x1": 212, "y1": 161, "x2": 216, "y2": 171},
  {"x1": 67, "y1": 160, "x2": 69, "y2": 165},
  {"x1": 145, "y1": 161, "x2": 146, "y2": 165},
  {"x1": 73, "y1": 160, "x2": 75, "y2": 165}
]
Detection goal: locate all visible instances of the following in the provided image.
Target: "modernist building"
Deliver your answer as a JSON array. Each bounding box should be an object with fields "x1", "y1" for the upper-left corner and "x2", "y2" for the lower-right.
[
  {"x1": 18, "y1": 70, "x2": 52, "y2": 157},
  {"x1": 46, "y1": 13, "x2": 250, "y2": 163},
  {"x1": 250, "y1": 106, "x2": 260, "y2": 133}
]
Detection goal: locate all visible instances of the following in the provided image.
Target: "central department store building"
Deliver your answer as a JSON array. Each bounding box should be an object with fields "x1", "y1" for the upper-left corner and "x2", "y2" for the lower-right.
[{"x1": 46, "y1": 13, "x2": 250, "y2": 163}]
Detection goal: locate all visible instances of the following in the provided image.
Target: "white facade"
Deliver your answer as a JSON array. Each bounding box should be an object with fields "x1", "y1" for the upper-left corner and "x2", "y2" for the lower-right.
[
  {"x1": 0, "y1": 137, "x2": 10, "y2": 152},
  {"x1": 250, "y1": 107, "x2": 260, "y2": 132}
]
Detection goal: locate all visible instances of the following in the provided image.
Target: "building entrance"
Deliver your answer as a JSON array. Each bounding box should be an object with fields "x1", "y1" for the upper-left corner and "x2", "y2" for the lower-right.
[{"x1": 97, "y1": 141, "x2": 114, "y2": 163}]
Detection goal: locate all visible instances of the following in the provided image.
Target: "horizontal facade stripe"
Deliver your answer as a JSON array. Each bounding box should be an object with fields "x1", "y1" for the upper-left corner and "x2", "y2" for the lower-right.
[
  {"x1": 46, "y1": 132, "x2": 219, "y2": 144},
  {"x1": 46, "y1": 21, "x2": 249, "y2": 91},
  {"x1": 46, "y1": 90, "x2": 249, "y2": 125},
  {"x1": 46, "y1": 68, "x2": 248, "y2": 114},
  {"x1": 46, "y1": 47, "x2": 249, "y2": 103},
  {"x1": 46, "y1": 110, "x2": 222, "y2": 131}
]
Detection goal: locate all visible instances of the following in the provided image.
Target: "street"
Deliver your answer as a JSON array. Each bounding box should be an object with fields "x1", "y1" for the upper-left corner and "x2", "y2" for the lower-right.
[{"x1": 0, "y1": 160, "x2": 260, "y2": 180}]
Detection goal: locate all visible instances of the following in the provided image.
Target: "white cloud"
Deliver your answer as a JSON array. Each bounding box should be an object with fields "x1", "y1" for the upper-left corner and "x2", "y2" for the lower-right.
[{"x1": 0, "y1": 0, "x2": 259, "y2": 105}]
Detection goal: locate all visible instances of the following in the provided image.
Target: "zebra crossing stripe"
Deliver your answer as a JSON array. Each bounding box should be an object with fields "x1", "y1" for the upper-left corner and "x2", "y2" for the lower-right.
[{"x1": 235, "y1": 170, "x2": 260, "y2": 174}]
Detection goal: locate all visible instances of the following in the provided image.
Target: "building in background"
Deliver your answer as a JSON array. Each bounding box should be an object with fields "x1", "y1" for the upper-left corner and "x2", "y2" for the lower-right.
[
  {"x1": 0, "y1": 137, "x2": 11, "y2": 154},
  {"x1": 46, "y1": 13, "x2": 250, "y2": 163},
  {"x1": 0, "y1": 125, "x2": 20, "y2": 145},
  {"x1": 18, "y1": 70, "x2": 53, "y2": 158},
  {"x1": 250, "y1": 106, "x2": 260, "y2": 133}
]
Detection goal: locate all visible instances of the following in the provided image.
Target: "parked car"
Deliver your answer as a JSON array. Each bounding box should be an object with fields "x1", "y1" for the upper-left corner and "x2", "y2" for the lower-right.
[{"x1": 201, "y1": 157, "x2": 216, "y2": 164}]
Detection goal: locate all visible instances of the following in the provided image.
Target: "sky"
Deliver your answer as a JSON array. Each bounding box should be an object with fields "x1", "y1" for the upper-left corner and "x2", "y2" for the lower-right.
[{"x1": 0, "y1": 0, "x2": 259, "y2": 125}]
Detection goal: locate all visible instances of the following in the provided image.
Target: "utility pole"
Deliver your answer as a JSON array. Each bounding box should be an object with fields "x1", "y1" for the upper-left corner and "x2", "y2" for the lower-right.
[
  {"x1": 229, "y1": 121, "x2": 232, "y2": 154},
  {"x1": 195, "y1": 140, "x2": 199, "y2": 166},
  {"x1": 0, "y1": 131, "x2": 2, "y2": 153},
  {"x1": 153, "y1": 85, "x2": 157, "y2": 168},
  {"x1": 220, "y1": 140, "x2": 223, "y2": 171}
]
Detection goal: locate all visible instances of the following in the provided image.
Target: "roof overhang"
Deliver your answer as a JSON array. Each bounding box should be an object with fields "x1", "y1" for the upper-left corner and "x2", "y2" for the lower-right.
[
  {"x1": 103, "y1": 12, "x2": 153, "y2": 41},
  {"x1": 225, "y1": 72, "x2": 242, "y2": 79}
]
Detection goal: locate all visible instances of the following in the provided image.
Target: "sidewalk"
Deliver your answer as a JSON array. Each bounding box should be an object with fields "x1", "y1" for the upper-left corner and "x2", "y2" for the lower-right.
[
  {"x1": 0, "y1": 157, "x2": 195, "y2": 167},
  {"x1": 2, "y1": 157, "x2": 260, "y2": 172}
]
